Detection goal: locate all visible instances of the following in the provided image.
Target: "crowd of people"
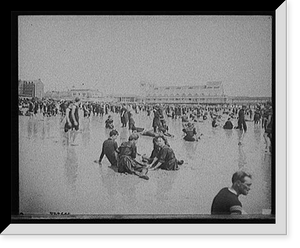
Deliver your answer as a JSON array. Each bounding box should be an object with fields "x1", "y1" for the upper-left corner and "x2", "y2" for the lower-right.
[
  {"x1": 19, "y1": 96, "x2": 273, "y2": 153},
  {"x1": 19, "y1": 96, "x2": 273, "y2": 214}
]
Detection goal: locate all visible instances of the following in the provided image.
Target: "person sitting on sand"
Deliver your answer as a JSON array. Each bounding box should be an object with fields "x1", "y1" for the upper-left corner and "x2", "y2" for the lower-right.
[
  {"x1": 223, "y1": 118, "x2": 233, "y2": 130},
  {"x1": 117, "y1": 133, "x2": 149, "y2": 180},
  {"x1": 157, "y1": 119, "x2": 174, "y2": 137},
  {"x1": 142, "y1": 135, "x2": 170, "y2": 166},
  {"x1": 182, "y1": 122, "x2": 201, "y2": 141},
  {"x1": 148, "y1": 136, "x2": 184, "y2": 171},
  {"x1": 95, "y1": 129, "x2": 119, "y2": 167}
]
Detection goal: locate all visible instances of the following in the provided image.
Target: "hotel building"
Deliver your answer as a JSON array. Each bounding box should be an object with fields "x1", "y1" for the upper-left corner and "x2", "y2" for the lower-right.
[
  {"x1": 141, "y1": 81, "x2": 227, "y2": 104},
  {"x1": 18, "y1": 79, "x2": 44, "y2": 99}
]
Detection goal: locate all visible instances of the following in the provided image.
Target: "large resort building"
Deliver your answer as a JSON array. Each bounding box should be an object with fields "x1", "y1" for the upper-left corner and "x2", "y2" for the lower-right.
[
  {"x1": 142, "y1": 81, "x2": 226, "y2": 104},
  {"x1": 140, "y1": 81, "x2": 271, "y2": 105}
]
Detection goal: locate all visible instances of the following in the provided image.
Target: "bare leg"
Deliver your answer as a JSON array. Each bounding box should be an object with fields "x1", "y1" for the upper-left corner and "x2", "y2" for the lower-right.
[{"x1": 263, "y1": 132, "x2": 270, "y2": 151}]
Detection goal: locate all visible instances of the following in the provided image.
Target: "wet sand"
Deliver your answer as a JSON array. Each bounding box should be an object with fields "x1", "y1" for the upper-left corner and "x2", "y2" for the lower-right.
[{"x1": 18, "y1": 110, "x2": 272, "y2": 215}]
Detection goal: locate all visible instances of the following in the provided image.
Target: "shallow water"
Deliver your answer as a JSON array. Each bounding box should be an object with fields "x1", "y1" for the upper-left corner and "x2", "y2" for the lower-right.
[{"x1": 18, "y1": 110, "x2": 272, "y2": 215}]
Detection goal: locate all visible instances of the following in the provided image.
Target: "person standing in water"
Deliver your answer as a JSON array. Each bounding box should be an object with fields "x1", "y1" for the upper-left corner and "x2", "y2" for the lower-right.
[
  {"x1": 237, "y1": 105, "x2": 247, "y2": 145},
  {"x1": 120, "y1": 104, "x2": 128, "y2": 127},
  {"x1": 263, "y1": 105, "x2": 273, "y2": 153},
  {"x1": 152, "y1": 106, "x2": 161, "y2": 133},
  {"x1": 64, "y1": 97, "x2": 80, "y2": 146}
]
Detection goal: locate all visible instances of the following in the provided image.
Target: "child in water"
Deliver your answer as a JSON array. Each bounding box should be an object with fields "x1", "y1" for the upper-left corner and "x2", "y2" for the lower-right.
[{"x1": 105, "y1": 115, "x2": 114, "y2": 129}]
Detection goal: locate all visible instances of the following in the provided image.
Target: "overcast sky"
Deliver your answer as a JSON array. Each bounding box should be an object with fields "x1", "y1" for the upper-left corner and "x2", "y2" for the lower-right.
[{"x1": 18, "y1": 15, "x2": 272, "y2": 97}]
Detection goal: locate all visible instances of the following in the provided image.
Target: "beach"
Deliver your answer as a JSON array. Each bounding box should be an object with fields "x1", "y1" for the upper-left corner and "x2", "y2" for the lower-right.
[{"x1": 18, "y1": 110, "x2": 272, "y2": 215}]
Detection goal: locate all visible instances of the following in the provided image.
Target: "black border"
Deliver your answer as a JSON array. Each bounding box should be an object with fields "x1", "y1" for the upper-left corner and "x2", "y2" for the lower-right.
[{"x1": 8, "y1": 7, "x2": 282, "y2": 232}]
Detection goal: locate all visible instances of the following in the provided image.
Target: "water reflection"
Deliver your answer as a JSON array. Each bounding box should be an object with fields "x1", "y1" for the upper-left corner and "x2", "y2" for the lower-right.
[
  {"x1": 237, "y1": 129, "x2": 244, "y2": 143},
  {"x1": 64, "y1": 146, "x2": 79, "y2": 192},
  {"x1": 238, "y1": 145, "x2": 247, "y2": 169},
  {"x1": 184, "y1": 141, "x2": 198, "y2": 160},
  {"x1": 224, "y1": 129, "x2": 233, "y2": 139},
  {"x1": 253, "y1": 124, "x2": 262, "y2": 144},
  {"x1": 116, "y1": 175, "x2": 138, "y2": 211},
  {"x1": 27, "y1": 119, "x2": 33, "y2": 139},
  {"x1": 81, "y1": 129, "x2": 91, "y2": 147},
  {"x1": 99, "y1": 165, "x2": 118, "y2": 197},
  {"x1": 262, "y1": 152, "x2": 272, "y2": 208},
  {"x1": 41, "y1": 121, "x2": 46, "y2": 140},
  {"x1": 155, "y1": 171, "x2": 177, "y2": 203}
]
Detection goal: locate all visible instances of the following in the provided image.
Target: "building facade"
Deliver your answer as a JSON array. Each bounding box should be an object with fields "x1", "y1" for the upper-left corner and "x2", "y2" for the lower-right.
[
  {"x1": 112, "y1": 94, "x2": 143, "y2": 103},
  {"x1": 227, "y1": 96, "x2": 272, "y2": 105},
  {"x1": 141, "y1": 81, "x2": 227, "y2": 104},
  {"x1": 44, "y1": 90, "x2": 72, "y2": 100},
  {"x1": 69, "y1": 88, "x2": 103, "y2": 101},
  {"x1": 18, "y1": 79, "x2": 44, "y2": 98}
]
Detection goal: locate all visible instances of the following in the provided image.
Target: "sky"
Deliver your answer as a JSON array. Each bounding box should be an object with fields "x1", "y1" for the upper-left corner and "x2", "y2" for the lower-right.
[{"x1": 18, "y1": 15, "x2": 272, "y2": 97}]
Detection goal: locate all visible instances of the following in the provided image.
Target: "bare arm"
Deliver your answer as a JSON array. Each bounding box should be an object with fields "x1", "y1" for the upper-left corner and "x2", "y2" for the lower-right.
[
  {"x1": 98, "y1": 143, "x2": 105, "y2": 163},
  {"x1": 65, "y1": 108, "x2": 71, "y2": 124},
  {"x1": 148, "y1": 157, "x2": 158, "y2": 168},
  {"x1": 150, "y1": 160, "x2": 162, "y2": 170}
]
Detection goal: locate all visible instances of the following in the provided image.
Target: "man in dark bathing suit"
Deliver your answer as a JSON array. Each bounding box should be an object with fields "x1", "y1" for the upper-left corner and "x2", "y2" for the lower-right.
[
  {"x1": 64, "y1": 97, "x2": 80, "y2": 146},
  {"x1": 96, "y1": 129, "x2": 119, "y2": 168}
]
